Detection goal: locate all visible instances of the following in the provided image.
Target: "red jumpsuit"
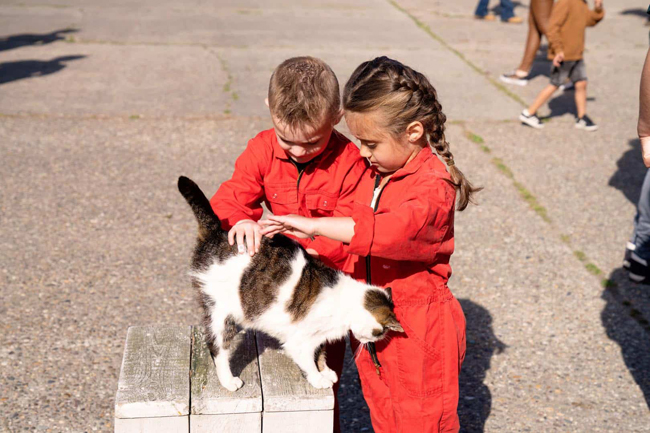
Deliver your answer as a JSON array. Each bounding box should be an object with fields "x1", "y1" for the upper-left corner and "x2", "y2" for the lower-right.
[
  {"x1": 210, "y1": 127, "x2": 366, "y2": 432},
  {"x1": 346, "y1": 147, "x2": 467, "y2": 433}
]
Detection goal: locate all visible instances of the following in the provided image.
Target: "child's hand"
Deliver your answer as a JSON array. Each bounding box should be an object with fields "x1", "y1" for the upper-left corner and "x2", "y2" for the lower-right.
[
  {"x1": 553, "y1": 52, "x2": 565, "y2": 67},
  {"x1": 594, "y1": 0, "x2": 602, "y2": 10},
  {"x1": 259, "y1": 214, "x2": 317, "y2": 239},
  {"x1": 228, "y1": 219, "x2": 262, "y2": 256}
]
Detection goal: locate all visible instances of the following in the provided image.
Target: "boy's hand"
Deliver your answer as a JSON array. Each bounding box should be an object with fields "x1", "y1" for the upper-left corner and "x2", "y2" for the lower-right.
[
  {"x1": 259, "y1": 214, "x2": 317, "y2": 239},
  {"x1": 228, "y1": 219, "x2": 262, "y2": 256},
  {"x1": 553, "y1": 52, "x2": 565, "y2": 67}
]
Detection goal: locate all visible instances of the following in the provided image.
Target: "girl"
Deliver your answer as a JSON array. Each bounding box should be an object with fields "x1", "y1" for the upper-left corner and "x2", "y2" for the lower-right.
[{"x1": 261, "y1": 57, "x2": 479, "y2": 432}]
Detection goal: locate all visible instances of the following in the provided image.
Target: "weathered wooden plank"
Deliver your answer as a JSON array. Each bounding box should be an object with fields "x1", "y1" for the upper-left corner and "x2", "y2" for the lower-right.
[
  {"x1": 190, "y1": 326, "x2": 262, "y2": 415},
  {"x1": 114, "y1": 325, "x2": 191, "y2": 419},
  {"x1": 114, "y1": 416, "x2": 188, "y2": 433},
  {"x1": 191, "y1": 413, "x2": 261, "y2": 432},
  {"x1": 256, "y1": 333, "x2": 334, "y2": 413},
  {"x1": 262, "y1": 410, "x2": 333, "y2": 433}
]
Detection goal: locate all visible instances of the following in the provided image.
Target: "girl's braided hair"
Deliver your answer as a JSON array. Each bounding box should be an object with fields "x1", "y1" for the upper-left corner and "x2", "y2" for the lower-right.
[{"x1": 343, "y1": 56, "x2": 481, "y2": 211}]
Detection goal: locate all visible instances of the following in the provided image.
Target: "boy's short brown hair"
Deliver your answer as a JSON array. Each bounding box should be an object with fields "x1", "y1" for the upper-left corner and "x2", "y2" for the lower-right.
[{"x1": 268, "y1": 56, "x2": 340, "y2": 130}]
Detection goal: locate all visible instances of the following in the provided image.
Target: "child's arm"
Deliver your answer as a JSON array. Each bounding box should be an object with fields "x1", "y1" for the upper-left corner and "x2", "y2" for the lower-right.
[
  {"x1": 306, "y1": 156, "x2": 366, "y2": 266},
  {"x1": 262, "y1": 177, "x2": 455, "y2": 262},
  {"x1": 546, "y1": 0, "x2": 570, "y2": 65},
  {"x1": 587, "y1": 0, "x2": 604, "y2": 27},
  {"x1": 210, "y1": 137, "x2": 269, "y2": 254}
]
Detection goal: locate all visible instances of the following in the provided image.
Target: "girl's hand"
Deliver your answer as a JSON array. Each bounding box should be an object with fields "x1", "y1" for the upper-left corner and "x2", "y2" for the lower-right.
[{"x1": 259, "y1": 214, "x2": 317, "y2": 239}]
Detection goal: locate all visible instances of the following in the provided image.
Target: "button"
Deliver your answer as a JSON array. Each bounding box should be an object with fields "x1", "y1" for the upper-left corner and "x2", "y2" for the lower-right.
[
  {"x1": 323, "y1": 200, "x2": 328, "y2": 206},
  {"x1": 382, "y1": 264, "x2": 391, "y2": 269},
  {"x1": 272, "y1": 193, "x2": 277, "y2": 199}
]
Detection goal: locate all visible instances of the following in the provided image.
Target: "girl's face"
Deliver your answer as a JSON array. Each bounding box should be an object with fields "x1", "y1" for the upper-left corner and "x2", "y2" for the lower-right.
[{"x1": 345, "y1": 110, "x2": 423, "y2": 174}]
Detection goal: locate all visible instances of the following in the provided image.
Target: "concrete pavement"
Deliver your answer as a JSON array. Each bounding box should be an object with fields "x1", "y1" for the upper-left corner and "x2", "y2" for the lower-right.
[{"x1": 1, "y1": 0, "x2": 649, "y2": 431}]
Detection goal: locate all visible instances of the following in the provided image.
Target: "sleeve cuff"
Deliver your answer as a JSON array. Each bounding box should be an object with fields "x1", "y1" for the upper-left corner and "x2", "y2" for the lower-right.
[{"x1": 349, "y1": 203, "x2": 375, "y2": 257}]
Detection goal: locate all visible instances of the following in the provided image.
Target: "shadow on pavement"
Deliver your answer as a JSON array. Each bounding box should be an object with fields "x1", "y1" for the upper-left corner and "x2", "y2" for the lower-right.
[
  {"x1": 0, "y1": 29, "x2": 78, "y2": 52},
  {"x1": 458, "y1": 299, "x2": 506, "y2": 433},
  {"x1": 601, "y1": 267, "x2": 650, "y2": 409},
  {"x1": 541, "y1": 90, "x2": 595, "y2": 120},
  {"x1": 339, "y1": 341, "x2": 372, "y2": 433},
  {"x1": 0, "y1": 55, "x2": 86, "y2": 85},
  {"x1": 608, "y1": 138, "x2": 647, "y2": 205},
  {"x1": 620, "y1": 8, "x2": 649, "y2": 20}
]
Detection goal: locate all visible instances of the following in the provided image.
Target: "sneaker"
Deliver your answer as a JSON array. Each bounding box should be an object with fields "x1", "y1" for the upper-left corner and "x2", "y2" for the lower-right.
[
  {"x1": 475, "y1": 13, "x2": 497, "y2": 21},
  {"x1": 575, "y1": 115, "x2": 598, "y2": 131},
  {"x1": 500, "y1": 72, "x2": 528, "y2": 86},
  {"x1": 623, "y1": 242, "x2": 636, "y2": 270},
  {"x1": 505, "y1": 16, "x2": 523, "y2": 24},
  {"x1": 624, "y1": 243, "x2": 650, "y2": 283},
  {"x1": 519, "y1": 109, "x2": 544, "y2": 129}
]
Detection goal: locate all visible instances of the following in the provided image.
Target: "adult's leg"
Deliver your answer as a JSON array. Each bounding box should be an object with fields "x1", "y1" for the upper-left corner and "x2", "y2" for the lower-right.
[
  {"x1": 474, "y1": 0, "x2": 490, "y2": 17},
  {"x1": 499, "y1": 0, "x2": 515, "y2": 21},
  {"x1": 633, "y1": 169, "x2": 650, "y2": 260},
  {"x1": 517, "y1": 0, "x2": 554, "y2": 73}
]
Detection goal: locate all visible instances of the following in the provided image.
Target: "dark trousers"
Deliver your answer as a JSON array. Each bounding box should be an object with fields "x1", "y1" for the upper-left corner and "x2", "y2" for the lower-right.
[{"x1": 475, "y1": 0, "x2": 515, "y2": 21}]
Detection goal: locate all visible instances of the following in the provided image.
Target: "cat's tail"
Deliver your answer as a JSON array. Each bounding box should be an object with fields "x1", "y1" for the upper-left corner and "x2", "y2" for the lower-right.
[{"x1": 178, "y1": 176, "x2": 222, "y2": 237}]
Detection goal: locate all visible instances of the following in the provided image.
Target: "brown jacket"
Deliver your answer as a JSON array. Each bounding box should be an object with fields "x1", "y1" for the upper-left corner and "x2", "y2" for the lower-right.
[{"x1": 547, "y1": 0, "x2": 604, "y2": 61}]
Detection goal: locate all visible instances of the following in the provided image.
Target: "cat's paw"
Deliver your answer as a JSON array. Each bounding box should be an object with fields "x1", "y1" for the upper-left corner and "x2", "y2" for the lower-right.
[
  {"x1": 320, "y1": 367, "x2": 338, "y2": 384},
  {"x1": 221, "y1": 376, "x2": 244, "y2": 392},
  {"x1": 307, "y1": 372, "x2": 334, "y2": 389}
]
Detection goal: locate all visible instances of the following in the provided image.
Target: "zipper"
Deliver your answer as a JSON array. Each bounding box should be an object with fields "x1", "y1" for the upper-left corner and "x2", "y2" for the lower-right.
[{"x1": 366, "y1": 173, "x2": 388, "y2": 376}]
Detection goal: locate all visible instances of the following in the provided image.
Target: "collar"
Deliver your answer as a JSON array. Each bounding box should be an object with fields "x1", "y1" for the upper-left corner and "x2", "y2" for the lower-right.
[{"x1": 271, "y1": 128, "x2": 339, "y2": 164}]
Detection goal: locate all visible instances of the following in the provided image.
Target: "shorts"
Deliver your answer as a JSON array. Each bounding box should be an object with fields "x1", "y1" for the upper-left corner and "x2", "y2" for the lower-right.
[{"x1": 550, "y1": 59, "x2": 587, "y2": 87}]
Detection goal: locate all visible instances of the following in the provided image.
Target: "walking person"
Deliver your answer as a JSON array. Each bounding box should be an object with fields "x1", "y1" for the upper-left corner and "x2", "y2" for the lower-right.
[
  {"x1": 500, "y1": 0, "x2": 554, "y2": 85},
  {"x1": 624, "y1": 45, "x2": 650, "y2": 282},
  {"x1": 474, "y1": 0, "x2": 523, "y2": 23},
  {"x1": 518, "y1": 0, "x2": 604, "y2": 130}
]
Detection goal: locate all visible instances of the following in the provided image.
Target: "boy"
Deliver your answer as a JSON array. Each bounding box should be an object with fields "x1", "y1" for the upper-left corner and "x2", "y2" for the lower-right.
[
  {"x1": 519, "y1": 0, "x2": 604, "y2": 131},
  {"x1": 210, "y1": 56, "x2": 366, "y2": 432}
]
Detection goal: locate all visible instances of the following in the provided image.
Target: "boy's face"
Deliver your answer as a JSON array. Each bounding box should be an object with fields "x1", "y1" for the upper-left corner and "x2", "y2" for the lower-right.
[{"x1": 271, "y1": 116, "x2": 334, "y2": 164}]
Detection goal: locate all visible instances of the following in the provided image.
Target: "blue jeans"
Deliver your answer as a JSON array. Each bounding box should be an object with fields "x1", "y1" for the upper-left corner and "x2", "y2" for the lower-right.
[
  {"x1": 475, "y1": 0, "x2": 515, "y2": 21},
  {"x1": 631, "y1": 169, "x2": 650, "y2": 260}
]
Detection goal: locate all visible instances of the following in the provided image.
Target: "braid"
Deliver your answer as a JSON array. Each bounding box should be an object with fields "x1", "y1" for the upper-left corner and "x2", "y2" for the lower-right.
[{"x1": 343, "y1": 57, "x2": 482, "y2": 210}]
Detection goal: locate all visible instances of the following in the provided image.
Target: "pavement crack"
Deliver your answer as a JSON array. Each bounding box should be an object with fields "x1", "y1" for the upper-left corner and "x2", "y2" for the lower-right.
[{"x1": 387, "y1": 0, "x2": 526, "y2": 107}]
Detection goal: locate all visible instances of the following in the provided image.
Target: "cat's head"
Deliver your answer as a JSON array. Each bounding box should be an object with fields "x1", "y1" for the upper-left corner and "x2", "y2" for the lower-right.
[{"x1": 352, "y1": 287, "x2": 404, "y2": 344}]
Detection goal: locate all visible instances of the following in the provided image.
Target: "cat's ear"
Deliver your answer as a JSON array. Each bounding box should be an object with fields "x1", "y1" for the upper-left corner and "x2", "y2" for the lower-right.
[
  {"x1": 385, "y1": 314, "x2": 404, "y2": 333},
  {"x1": 385, "y1": 287, "x2": 393, "y2": 301}
]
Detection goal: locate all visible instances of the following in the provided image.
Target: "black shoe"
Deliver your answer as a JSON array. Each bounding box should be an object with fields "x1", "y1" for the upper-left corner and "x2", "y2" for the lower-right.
[
  {"x1": 575, "y1": 115, "x2": 598, "y2": 132},
  {"x1": 624, "y1": 242, "x2": 650, "y2": 283}
]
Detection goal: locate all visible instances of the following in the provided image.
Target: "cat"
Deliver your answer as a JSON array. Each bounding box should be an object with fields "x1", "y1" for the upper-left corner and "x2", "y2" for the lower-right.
[{"x1": 178, "y1": 176, "x2": 403, "y2": 391}]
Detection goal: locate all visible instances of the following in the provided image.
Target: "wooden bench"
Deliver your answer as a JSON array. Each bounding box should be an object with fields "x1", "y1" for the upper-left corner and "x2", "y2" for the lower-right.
[{"x1": 114, "y1": 325, "x2": 334, "y2": 432}]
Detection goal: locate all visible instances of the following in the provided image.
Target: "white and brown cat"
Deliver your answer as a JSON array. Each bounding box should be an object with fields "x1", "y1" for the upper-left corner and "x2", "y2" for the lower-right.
[{"x1": 178, "y1": 176, "x2": 403, "y2": 391}]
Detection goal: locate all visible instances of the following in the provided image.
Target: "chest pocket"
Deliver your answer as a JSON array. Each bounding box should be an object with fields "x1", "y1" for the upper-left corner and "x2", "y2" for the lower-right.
[
  {"x1": 305, "y1": 193, "x2": 338, "y2": 217},
  {"x1": 265, "y1": 185, "x2": 298, "y2": 213}
]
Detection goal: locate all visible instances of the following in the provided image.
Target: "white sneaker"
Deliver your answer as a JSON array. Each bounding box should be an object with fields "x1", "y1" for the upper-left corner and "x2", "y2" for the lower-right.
[
  {"x1": 519, "y1": 109, "x2": 544, "y2": 129},
  {"x1": 500, "y1": 72, "x2": 528, "y2": 86}
]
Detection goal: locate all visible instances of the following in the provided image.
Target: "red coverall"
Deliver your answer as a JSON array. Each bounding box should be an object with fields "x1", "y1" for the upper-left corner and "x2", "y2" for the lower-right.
[
  {"x1": 210, "y1": 127, "x2": 366, "y2": 432},
  {"x1": 346, "y1": 147, "x2": 467, "y2": 433}
]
